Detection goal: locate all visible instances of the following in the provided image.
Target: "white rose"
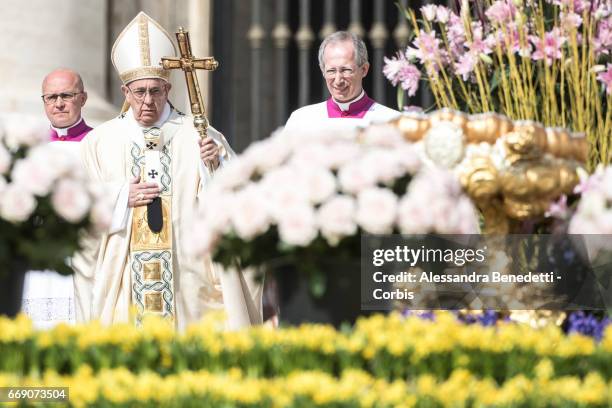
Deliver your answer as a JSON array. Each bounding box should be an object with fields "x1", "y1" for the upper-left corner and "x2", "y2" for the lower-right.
[
  {"x1": 356, "y1": 187, "x2": 398, "y2": 234},
  {"x1": 290, "y1": 142, "x2": 335, "y2": 169},
  {"x1": 52, "y1": 179, "x2": 91, "y2": 223},
  {"x1": 361, "y1": 123, "x2": 404, "y2": 148},
  {"x1": 454, "y1": 197, "x2": 480, "y2": 233},
  {"x1": 0, "y1": 183, "x2": 36, "y2": 222},
  {"x1": 30, "y1": 144, "x2": 80, "y2": 181},
  {"x1": 397, "y1": 194, "x2": 435, "y2": 234},
  {"x1": 265, "y1": 182, "x2": 310, "y2": 222},
  {"x1": 296, "y1": 165, "x2": 336, "y2": 204},
  {"x1": 11, "y1": 158, "x2": 56, "y2": 196},
  {"x1": 338, "y1": 160, "x2": 378, "y2": 194},
  {"x1": 362, "y1": 149, "x2": 404, "y2": 185},
  {"x1": 415, "y1": 167, "x2": 463, "y2": 198},
  {"x1": 260, "y1": 166, "x2": 310, "y2": 220},
  {"x1": 0, "y1": 143, "x2": 11, "y2": 174},
  {"x1": 326, "y1": 141, "x2": 361, "y2": 169},
  {"x1": 230, "y1": 186, "x2": 270, "y2": 240},
  {"x1": 260, "y1": 166, "x2": 300, "y2": 194},
  {"x1": 431, "y1": 200, "x2": 455, "y2": 233},
  {"x1": 317, "y1": 195, "x2": 357, "y2": 245},
  {"x1": 2, "y1": 115, "x2": 48, "y2": 148},
  {"x1": 242, "y1": 131, "x2": 291, "y2": 172},
  {"x1": 286, "y1": 126, "x2": 352, "y2": 147},
  {"x1": 277, "y1": 204, "x2": 318, "y2": 246},
  {"x1": 395, "y1": 144, "x2": 422, "y2": 175},
  {"x1": 214, "y1": 158, "x2": 256, "y2": 191}
]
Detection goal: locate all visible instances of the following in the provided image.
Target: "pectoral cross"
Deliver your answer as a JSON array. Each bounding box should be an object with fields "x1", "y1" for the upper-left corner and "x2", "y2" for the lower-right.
[{"x1": 161, "y1": 27, "x2": 218, "y2": 173}]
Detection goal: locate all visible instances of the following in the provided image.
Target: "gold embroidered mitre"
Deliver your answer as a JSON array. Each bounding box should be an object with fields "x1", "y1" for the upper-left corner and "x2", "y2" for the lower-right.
[{"x1": 111, "y1": 11, "x2": 177, "y2": 84}]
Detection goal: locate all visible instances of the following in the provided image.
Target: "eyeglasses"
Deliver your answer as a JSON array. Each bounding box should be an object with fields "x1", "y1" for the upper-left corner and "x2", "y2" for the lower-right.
[
  {"x1": 127, "y1": 86, "x2": 167, "y2": 101},
  {"x1": 41, "y1": 92, "x2": 83, "y2": 105},
  {"x1": 323, "y1": 67, "x2": 357, "y2": 79}
]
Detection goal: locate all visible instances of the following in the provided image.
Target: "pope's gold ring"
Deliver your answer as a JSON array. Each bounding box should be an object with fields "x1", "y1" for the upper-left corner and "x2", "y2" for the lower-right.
[{"x1": 136, "y1": 193, "x2": 145, "y2": 201}]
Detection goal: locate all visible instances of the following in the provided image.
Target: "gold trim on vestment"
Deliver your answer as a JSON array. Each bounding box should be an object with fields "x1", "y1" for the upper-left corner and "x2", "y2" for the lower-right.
[
  {"x1": 138, "y1": 14, "x2": 151, "y2": 67},
  {"x1": 120, "y1": 68, "x2": 170, "y2": 84},
  {"x1": 144, "y1": 292, "x2": 163, "y2": 312},
  {"x1": 143, "y1": 262, "x2": 162, "y2": 281},
  {"x1": 130, "y1": 197, "x2": 172, "y2": 251}
]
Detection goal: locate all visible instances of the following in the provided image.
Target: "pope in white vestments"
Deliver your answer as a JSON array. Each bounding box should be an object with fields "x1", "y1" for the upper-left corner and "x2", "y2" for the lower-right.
[
  {"x1": 285, "y1": 31, "x2": 399, "y2": 131},
  {"x1": 80, "y1": 12, "x2": 262, "y2": 330}
]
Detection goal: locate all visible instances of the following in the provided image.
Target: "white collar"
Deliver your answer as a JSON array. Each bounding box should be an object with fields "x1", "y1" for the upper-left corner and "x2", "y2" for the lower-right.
[
  {"x1": 51, "y1": 117, "x2": 83, "y2": 137},
  {"x1": 333, "y1": 90, "x2": 365, "y2": 112}
]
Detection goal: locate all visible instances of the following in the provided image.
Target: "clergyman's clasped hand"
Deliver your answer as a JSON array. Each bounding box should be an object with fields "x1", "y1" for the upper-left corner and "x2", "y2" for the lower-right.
[
  {"x1": 128, "y1": 176, "x2": 160, "y2": 208},
  {"x1": 199, "y1": 137, "x2": 220, "y2": 170}
]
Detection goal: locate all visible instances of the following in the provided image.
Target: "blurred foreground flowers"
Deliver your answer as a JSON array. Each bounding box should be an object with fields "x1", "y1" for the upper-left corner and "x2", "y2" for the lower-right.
[{"x1": 1, "y1": 312, "x2": 611, "y2": 407}]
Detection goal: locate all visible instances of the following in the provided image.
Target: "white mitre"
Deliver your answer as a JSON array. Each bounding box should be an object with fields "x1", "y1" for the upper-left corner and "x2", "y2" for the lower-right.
[{"x1": 111, "y1": 11, "x2": 177, "y2": 84}]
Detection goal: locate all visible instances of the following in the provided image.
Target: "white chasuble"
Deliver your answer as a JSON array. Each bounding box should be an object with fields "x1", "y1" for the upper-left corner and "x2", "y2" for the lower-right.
[{"x1": 80, "y1": 107, "x2": 263, "y2": 330}]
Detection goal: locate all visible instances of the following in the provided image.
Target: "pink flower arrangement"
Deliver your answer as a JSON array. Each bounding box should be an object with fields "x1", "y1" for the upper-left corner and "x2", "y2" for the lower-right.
[
  {"x1": 187, "y1": 123, "x2": 479, "y2": 279},
  {"x1": 383, "y1": 52, "x2": 421, "y2": 97},
  {"x1": 384, "y1": 0, "x2": 612, "y2": 168},
  {"x1": 0, "y1": 114, "x2": 111, "y2": 276},
  {"x1": 598, "y1": 63, "x2": 612, "y2": 94}
]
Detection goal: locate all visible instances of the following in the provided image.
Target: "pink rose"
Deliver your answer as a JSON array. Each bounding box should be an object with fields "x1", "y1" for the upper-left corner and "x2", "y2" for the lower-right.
[
  {"x1": 277, "y1": 205, "x2": 318, "y2": 246},
  {"x1": 356, "y1": 187, "x2": 398, "y2": 234},
  {"x1": 51, "y1": 179, "x2": 91, "y2": 223},
  {"x1": 317, "y1": 195, "x2": 357, "y2": 245},
  {"x1": 230, "y1": 186, "x2": 270, "y2": 240},
  {"x1": 0, "y1": 183, "x2": 36, "y2": 222}
]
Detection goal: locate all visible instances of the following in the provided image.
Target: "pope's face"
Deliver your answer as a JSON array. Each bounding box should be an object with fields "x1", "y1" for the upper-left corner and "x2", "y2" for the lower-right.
[
  {"x1": 42, "y1": 71, "x2": 87, "y2": 128},
  {"x1": 322, "y1": 41, "x2": 369, "y2": 103},
  {"x1": 122, "y1": 78, "x2": 171, "y2": 127}
]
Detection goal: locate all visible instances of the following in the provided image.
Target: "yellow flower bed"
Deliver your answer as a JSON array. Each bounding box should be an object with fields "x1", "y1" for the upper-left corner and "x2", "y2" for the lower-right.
[
  {"x1": 0, "y1": 367, "x2": 610, "y2": 408},
  {"x1": 1, "y1": 312, "x2": 610, "y2": 384}
]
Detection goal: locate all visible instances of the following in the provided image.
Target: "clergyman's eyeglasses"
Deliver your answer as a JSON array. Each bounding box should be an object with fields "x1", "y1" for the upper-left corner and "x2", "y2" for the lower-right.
[
  {"x1": 324, "y1": 67, "x2": 357, "y2": 79},
  {"x1": 41, "y1": 92, "x2": 83, "y2": 105},
  {"x1": 127, "y1": 87, "x2": 166, "y2": 101}
]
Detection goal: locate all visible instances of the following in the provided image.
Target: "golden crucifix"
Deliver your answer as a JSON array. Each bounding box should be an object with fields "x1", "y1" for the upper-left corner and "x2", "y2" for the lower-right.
[{"x1": 161, "y1": 27, "x2": 219, "y2": 173}]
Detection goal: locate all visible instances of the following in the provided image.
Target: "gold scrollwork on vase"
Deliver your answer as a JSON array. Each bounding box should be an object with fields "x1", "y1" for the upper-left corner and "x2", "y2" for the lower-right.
[{"x1": 391, "y1": 109, "x2": 587, "y2": 233}]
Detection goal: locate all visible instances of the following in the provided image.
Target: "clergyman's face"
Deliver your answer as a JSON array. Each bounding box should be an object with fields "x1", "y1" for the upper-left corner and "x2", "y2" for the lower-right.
[
  {"x1": 122, "y1": 78, "x2": 171, "y2": 127},
  {"x1": 42, "y1": 71, "x2": 87, "y2": 128},
  {"x1": 322, "y1": 40, "x2": 369, "y2": 103}
]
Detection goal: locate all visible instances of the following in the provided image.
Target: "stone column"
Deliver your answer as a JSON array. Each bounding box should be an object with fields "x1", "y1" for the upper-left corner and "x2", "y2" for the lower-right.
[
  {"x1": 0, "y1": 0, "x2": 116, "y2": 124},
  {"x1": 272, "y1": 0, "x2": 291, "y2": 127},
  {"x1": 247, "y1": 0, "x2": 265, "y2": 141},
  {"x1": 296, "y1": 0, "x2": 314, "y2": 108},
  {"x1": 369, "y1": 0, "x2": 389, "y2": 102}
]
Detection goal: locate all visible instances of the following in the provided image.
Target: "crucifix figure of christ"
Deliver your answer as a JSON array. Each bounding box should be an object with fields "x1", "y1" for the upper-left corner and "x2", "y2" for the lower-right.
[{"x1": 161, "y1": 27, "x2": 219, "y2": 174}]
